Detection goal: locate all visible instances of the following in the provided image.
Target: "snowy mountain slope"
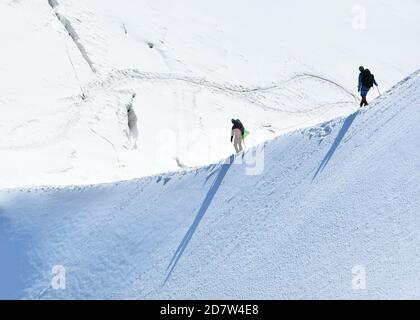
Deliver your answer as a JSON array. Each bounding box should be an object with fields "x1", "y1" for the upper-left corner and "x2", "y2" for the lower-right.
[
  {"x1": 1, "y1": 0, "x2": 420, "y2": 188},
  {"x1": 1, "y1": 70, "x2": 419, "y2": 299},
  {"x1": 50, "y1": 0, "x2": 420, "y2": 86}
]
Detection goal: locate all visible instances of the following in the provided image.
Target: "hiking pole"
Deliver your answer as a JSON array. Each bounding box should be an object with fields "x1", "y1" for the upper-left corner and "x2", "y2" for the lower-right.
[{"x1": 376, "y1": 85, "x2": 381, "y2": 96}]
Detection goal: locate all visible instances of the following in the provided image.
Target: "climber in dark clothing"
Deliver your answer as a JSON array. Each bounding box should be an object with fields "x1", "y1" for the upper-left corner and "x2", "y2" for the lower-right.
[{"x1": 358, "y1": 66, "x2": 378, "y2": 107}]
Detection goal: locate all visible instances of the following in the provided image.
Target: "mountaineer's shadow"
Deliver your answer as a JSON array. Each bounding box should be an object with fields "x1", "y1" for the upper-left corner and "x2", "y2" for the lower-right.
[
  {"x1": 313, "y1": 112, "x2": 358, "y2": 179},
  {"x1": 164, "y1": 155, "x2": 234, "y2": 285}
]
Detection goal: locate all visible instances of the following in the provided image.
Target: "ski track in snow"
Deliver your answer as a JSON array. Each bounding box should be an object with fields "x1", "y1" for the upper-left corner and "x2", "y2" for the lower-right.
[
  {"x1": 81, "y1": 68, "x2": 358, "y2": 135},
  {"x1": 89, "y1": 69, "x2": 357, "y2": 113},
  {"x1": 1, "y1": 67, "x2": 355, "y2": 152},
  {"x1": 46, "y1": 0, "x2": 357, "y2": 117}
]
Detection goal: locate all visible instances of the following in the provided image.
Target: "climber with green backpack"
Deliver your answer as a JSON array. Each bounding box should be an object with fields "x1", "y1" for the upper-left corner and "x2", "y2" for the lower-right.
[{"x1": 230, "y1": 119, "x2": 249, "y2": 153}]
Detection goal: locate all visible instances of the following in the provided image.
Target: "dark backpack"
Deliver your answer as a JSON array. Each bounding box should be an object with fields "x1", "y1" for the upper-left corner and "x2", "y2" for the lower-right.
[
  {"x1": 232, "y1": 119, "x2": 245, "y2": 136},
  {"x1": 362, "y1": 69, "x2": 375, "y2": 88}
]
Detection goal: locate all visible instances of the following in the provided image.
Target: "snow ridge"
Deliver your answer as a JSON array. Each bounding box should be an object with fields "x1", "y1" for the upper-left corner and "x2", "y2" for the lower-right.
[{"x1": 1, "y1": 70, "x2": 419, "y2": 299}]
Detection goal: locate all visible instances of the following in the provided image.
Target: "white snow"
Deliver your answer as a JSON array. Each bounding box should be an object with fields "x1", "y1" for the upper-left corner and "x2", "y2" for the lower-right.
[
  {"x1": 1, "y1": 70, "x2": 420, "y2": 299},
  {"x1": 1, "y1": 0, "x2": 420, "y2": 188}
]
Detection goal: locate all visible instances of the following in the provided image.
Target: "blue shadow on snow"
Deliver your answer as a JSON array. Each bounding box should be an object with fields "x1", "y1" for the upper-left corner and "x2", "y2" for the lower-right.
[
  {"x1": 0, "y1": 210, "x2": 33, "y2": 299},
  {"x1": 164, "y1": 155, "x2": 234, "y2": 285},
  {"x1": 313, "y1": 112, "x2": 358, "y2": 179}
]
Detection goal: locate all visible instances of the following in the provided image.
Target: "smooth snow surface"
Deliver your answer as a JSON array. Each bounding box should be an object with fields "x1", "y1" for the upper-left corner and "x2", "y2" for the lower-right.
[
  {"x1": 1, "y1": 70, "x2": 419, "y2": 299},
  {"x1": 1, "y1": 0, "x2": 420, "y2": 187}
]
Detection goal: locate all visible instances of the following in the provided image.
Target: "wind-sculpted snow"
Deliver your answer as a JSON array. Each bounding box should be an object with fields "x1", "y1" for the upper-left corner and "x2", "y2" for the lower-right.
[{"x1": 1, "y1": 70, "x2": 419, "y2": 299}]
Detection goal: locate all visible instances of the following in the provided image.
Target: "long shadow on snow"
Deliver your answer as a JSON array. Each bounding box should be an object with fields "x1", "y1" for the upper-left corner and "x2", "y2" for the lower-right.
[
  {"x1": 164, "y1": 155, "x2": 234, "y2": 285},
  {"x1": 0, "y1": 210, "x2": 33, "y2": 299},
  {"x1": 313, "y1": 112, "x2": 358, "y2": 179}
]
